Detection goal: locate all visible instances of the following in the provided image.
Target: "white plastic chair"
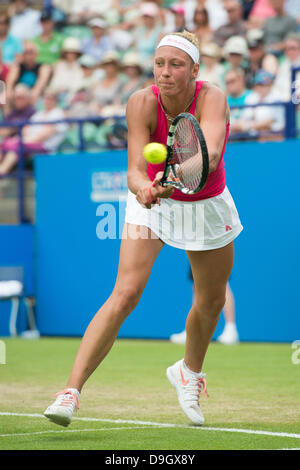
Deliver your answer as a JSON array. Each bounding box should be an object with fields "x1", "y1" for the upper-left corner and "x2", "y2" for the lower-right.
[{"x1": 0, "y1": 266, "x2": 38, "y2": 337}]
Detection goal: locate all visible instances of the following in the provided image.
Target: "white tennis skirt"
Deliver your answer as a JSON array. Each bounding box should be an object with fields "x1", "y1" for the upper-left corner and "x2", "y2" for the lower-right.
[{"x1": 124, "y1": 186, "x2": 243, "y2": 251}]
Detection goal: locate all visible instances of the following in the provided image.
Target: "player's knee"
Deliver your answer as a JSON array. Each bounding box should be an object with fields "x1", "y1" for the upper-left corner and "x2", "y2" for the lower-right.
[
  {"x1": 194, "y1": 293, "x2": 226, "y2": 319},
  {"x1": 113, "y1": 285, "x2": 142, "y2": 317}
]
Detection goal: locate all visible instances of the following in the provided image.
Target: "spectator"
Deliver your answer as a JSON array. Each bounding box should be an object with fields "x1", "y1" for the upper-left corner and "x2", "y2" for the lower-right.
[
  {"x1": 8, "y1": 0, "x2": 42, "y2": 41},
  {"x1": 191, "y1": 4, "x2": 213, "y2": 44},
  {"x1": 245, "y1": 28, "x2": 278, "y2": 88},
  {"x1": 284, "y1": 0, "x2": 300, "y2": 26},
  {"x1": 53, "y1": 0, "x2": 117, "y2": 25},
  {"x1": 223, "y1": 36, "x2": 249, "y2": 74},
  {"x1": 49, "y1": 37, "x2": 84, "y2": 98},
  {"x1": 66, "y1": 55, "x2": 99, "y2": 118},
  {"x1": 197, "y1": 0, "x2": 228, "y2": 32},
  {"x1": 160, "y1": 3, "x2": 187, "y2": 37},
  {"x1": 0, "y1": 84, "x2": 35, "y2": 140},
  {"x1": 273, "y1": 33, "x2": 300, "y2": 101},
  {"x1": 0, "y1": 88, "x2": 68, "y2": 176},
  {"x1": 240, "y1": 0, "x2": 256, "y2": 19},
  {"x1": 112, "y1": 0, "x2": 141, "y2": 26},
  {"x1": 213, "y1": 0, "x2": 247, "y2": 47},
  {"x1": 81, "y1": 18, "x2": 114, "y2": 64},
  {"x1": 198, "y1": 42, "x2": 224, "y2": 89},
  {"x1": 6, "y1": 41, "x2": 52, "y2": 107},
  {"x1": 31, "y1": 10, "x2": 65, "y2": 65},
  {"x1": 225, "y1": 68, "x2": 254, "y2": 133},
  {"x1": 89, "y1": 51, "x2": 123, "y2": 115},
  {"x1": 0, "y1": 49, "x2": 10, "y2": 84},
  {"x1": 131, "y1": 2, "x2": 163, "y2": 73},
  {"x1": 243, "y1": 70, "x2": 285, "y2": 135},
  {"x1": 77, "y1": 54, "x2": 99, "y2": 90},
  {"x1": 95, "y1": 51, "x2": 147, "y2": 149},
  {"x1": 263, "y1": 0, "x2": 298, "y2": 55},
  {"x1": 0, "y1": 12, "x2": 23, "y2": 65},
  {"x1": 169, "y1": 4, "x2": 187, "y2": 33},
  {"x1": 247, "y1": 0, "x2": 275, "y2": 28},
  {"x1": 119, "y1": 52, "x2": 146, "y2": 105}
]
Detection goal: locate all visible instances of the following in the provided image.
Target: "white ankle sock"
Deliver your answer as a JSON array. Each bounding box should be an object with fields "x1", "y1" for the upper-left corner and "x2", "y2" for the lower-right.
[
  {"x1": 183, "y1": 360, "x2": 202, "y2": 377},
  {"x1": 67, "y1": 388, "x2": 81, "y2": 399}
]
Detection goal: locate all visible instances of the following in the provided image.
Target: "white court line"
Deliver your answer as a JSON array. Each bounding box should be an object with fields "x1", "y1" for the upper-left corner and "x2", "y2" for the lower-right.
[
  {"x1": 1, "y1": 412, "x2": 300, "y2": 440},
  {"x1": 0, "y1": 426, "x2": 150, "y2": 438}
]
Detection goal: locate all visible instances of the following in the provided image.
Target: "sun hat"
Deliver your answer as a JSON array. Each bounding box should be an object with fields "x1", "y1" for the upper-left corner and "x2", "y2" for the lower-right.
[
  {"x1": 140, "y1": 2, "x2": 159, "y2": 17},
  {"x1": 247, "y1": 29, "x2": 264, "y2": 48},
  {"x1": 88, "y1": 18, "x2": 107, "y2": 29},
  {"x1": 62, "y1": 37, "x2": 82, "y2": 53},
  {"x1": 100, "y1": 51, "x2": 120, "y2": 65},
  {"x1": 201, "y1": 42, "x2": 222, "y2": 59},
  {"x1": 122, "y1": 52, "x2": 143, "y2": 68},
  {"x1": 170, "y1": 4, "x2": 185, "y2": 15},
  {"x1": 79, "y1": 54, "x2": 97, "y2": 68},
  {"x1": 223, "y1": 36, "x2": 249, "y2": 57}
]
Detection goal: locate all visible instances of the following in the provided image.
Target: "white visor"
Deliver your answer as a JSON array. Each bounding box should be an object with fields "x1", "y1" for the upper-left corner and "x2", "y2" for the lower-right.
[{"x1": 156, "y1": 35, "x2": 200, "y2": 64}]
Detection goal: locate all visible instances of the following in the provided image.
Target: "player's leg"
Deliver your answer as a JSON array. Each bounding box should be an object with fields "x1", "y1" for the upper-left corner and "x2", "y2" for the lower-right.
[
  {"x1": 184, "y1": 242, "x2": 234, "y2": 372},
  {"x1": 217, "y1": 282, "x2": 239, "y2": 344},
  {"x1": 166, "y1": 242, "x2": 234, "y2": 425},
  {"x1": 66, "y1": 224, "x2": 163, "y2": 391},
  {"x1": 44, "y1": 224, "x2": 164, "y2": 426},
  {"x1": 224, "y1": 283, "x2": 235, "y2": 323}
]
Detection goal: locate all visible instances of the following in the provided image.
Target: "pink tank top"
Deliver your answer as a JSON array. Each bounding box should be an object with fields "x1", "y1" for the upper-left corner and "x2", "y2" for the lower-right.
[{"x1": 147, "y1": 81, "x2": 229, "y2": 201}]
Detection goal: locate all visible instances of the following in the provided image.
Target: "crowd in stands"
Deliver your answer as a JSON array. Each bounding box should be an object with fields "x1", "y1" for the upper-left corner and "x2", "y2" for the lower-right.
[{"x1": 0, "y1": 0, "x2": 300, "y2": 175}]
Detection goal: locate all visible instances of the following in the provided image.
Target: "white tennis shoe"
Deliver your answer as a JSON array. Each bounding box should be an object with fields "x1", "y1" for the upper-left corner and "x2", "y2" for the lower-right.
[
  {"x1": 217, "y1": 322, "x2": 239, "y2": 345},
  {"x1": 44, "y1": 388, "x2": 80, "y2": 427},
  {"x1": 166, "y1": 359, "x2": 208, "y2": 425},
  {"x1": 170, "y1": 329, "x2": 186, "y2": 345}
]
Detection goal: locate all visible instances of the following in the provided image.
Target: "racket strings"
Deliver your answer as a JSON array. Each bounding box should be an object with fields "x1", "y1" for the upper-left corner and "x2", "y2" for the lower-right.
[{"x1": 173, "y1": 119, "x2": 203, "y2": 191}]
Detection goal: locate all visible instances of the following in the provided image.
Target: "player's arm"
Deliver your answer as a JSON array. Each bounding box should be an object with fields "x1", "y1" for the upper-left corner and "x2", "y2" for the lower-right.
[
  {"x1": 126, "y1": 90, "x2": 153, "y2": 195},
  {"x1": 198, "y1": 86, "x2": 228, "y2": 173},
  {"x1": 126, "y1": 90, "x2": 173, "y2": 208}
]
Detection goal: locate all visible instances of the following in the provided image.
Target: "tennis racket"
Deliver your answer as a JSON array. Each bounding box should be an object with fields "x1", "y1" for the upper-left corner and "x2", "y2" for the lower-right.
[{"x1": 161, "y1": 113, "x2": 209, "y2": 194}]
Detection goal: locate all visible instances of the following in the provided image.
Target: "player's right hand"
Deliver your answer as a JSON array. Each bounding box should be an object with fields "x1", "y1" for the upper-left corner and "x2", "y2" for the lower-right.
[{"x1": 136, "y1": 172, "x2": 174, "y2": 209}]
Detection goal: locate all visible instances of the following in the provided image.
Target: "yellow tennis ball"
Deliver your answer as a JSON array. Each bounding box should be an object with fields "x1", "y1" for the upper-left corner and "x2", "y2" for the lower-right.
[{"x1": 143, "y1": 143, "x2": 167, "y2": 164}]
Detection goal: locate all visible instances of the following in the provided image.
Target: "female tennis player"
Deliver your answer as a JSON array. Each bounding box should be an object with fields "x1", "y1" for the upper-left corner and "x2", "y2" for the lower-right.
[{"x1": 44, "y1": 31, "x2": 243, "y2": 427}]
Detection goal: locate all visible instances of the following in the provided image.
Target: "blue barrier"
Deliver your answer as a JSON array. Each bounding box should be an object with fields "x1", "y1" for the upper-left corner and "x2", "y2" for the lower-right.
[
  {"x1": 0, "y1": 225, "x2": 34, "y2": 335},
  {"x1": 32, "y1": 142, "x2": 300, "y2": 342}
]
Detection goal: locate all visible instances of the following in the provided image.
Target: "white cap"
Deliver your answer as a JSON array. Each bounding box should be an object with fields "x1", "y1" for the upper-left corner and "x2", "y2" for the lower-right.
[
  {"x1": 62, "y1": 37, "x2": 82, "y2": 53},
  {"x1": 79, "y1": 54, "x2": 97, "y2": 68},
  {"x1": 223, "y1": 36, "x2": 249, "y2": 58},
  {"x1": 88, "y1": 18, "x2": 107, "y2": 29},
  {"x1": 201, "y1": 42, "x2": 222, "y2": 59},
  {"x1": 140, "y1": 2, "x2": 159, "y2": 17},
  {"x1": 122, "y1": 52, "x2": 143, "y2": 70}
]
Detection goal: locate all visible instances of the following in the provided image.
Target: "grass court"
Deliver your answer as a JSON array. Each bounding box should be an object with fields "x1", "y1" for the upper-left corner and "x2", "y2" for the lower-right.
[{"x1": 0, "y1": 338, "x2": 299, "y2": 450}]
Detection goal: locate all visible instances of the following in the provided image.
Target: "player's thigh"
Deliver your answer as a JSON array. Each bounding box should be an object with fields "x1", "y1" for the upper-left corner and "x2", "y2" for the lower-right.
[
  {"x1": 114, "y1": 223, "x2": 164, "y2": 296},
  {"x1": 186, "y1": 242, "x2": 234, "y2": 305}
]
